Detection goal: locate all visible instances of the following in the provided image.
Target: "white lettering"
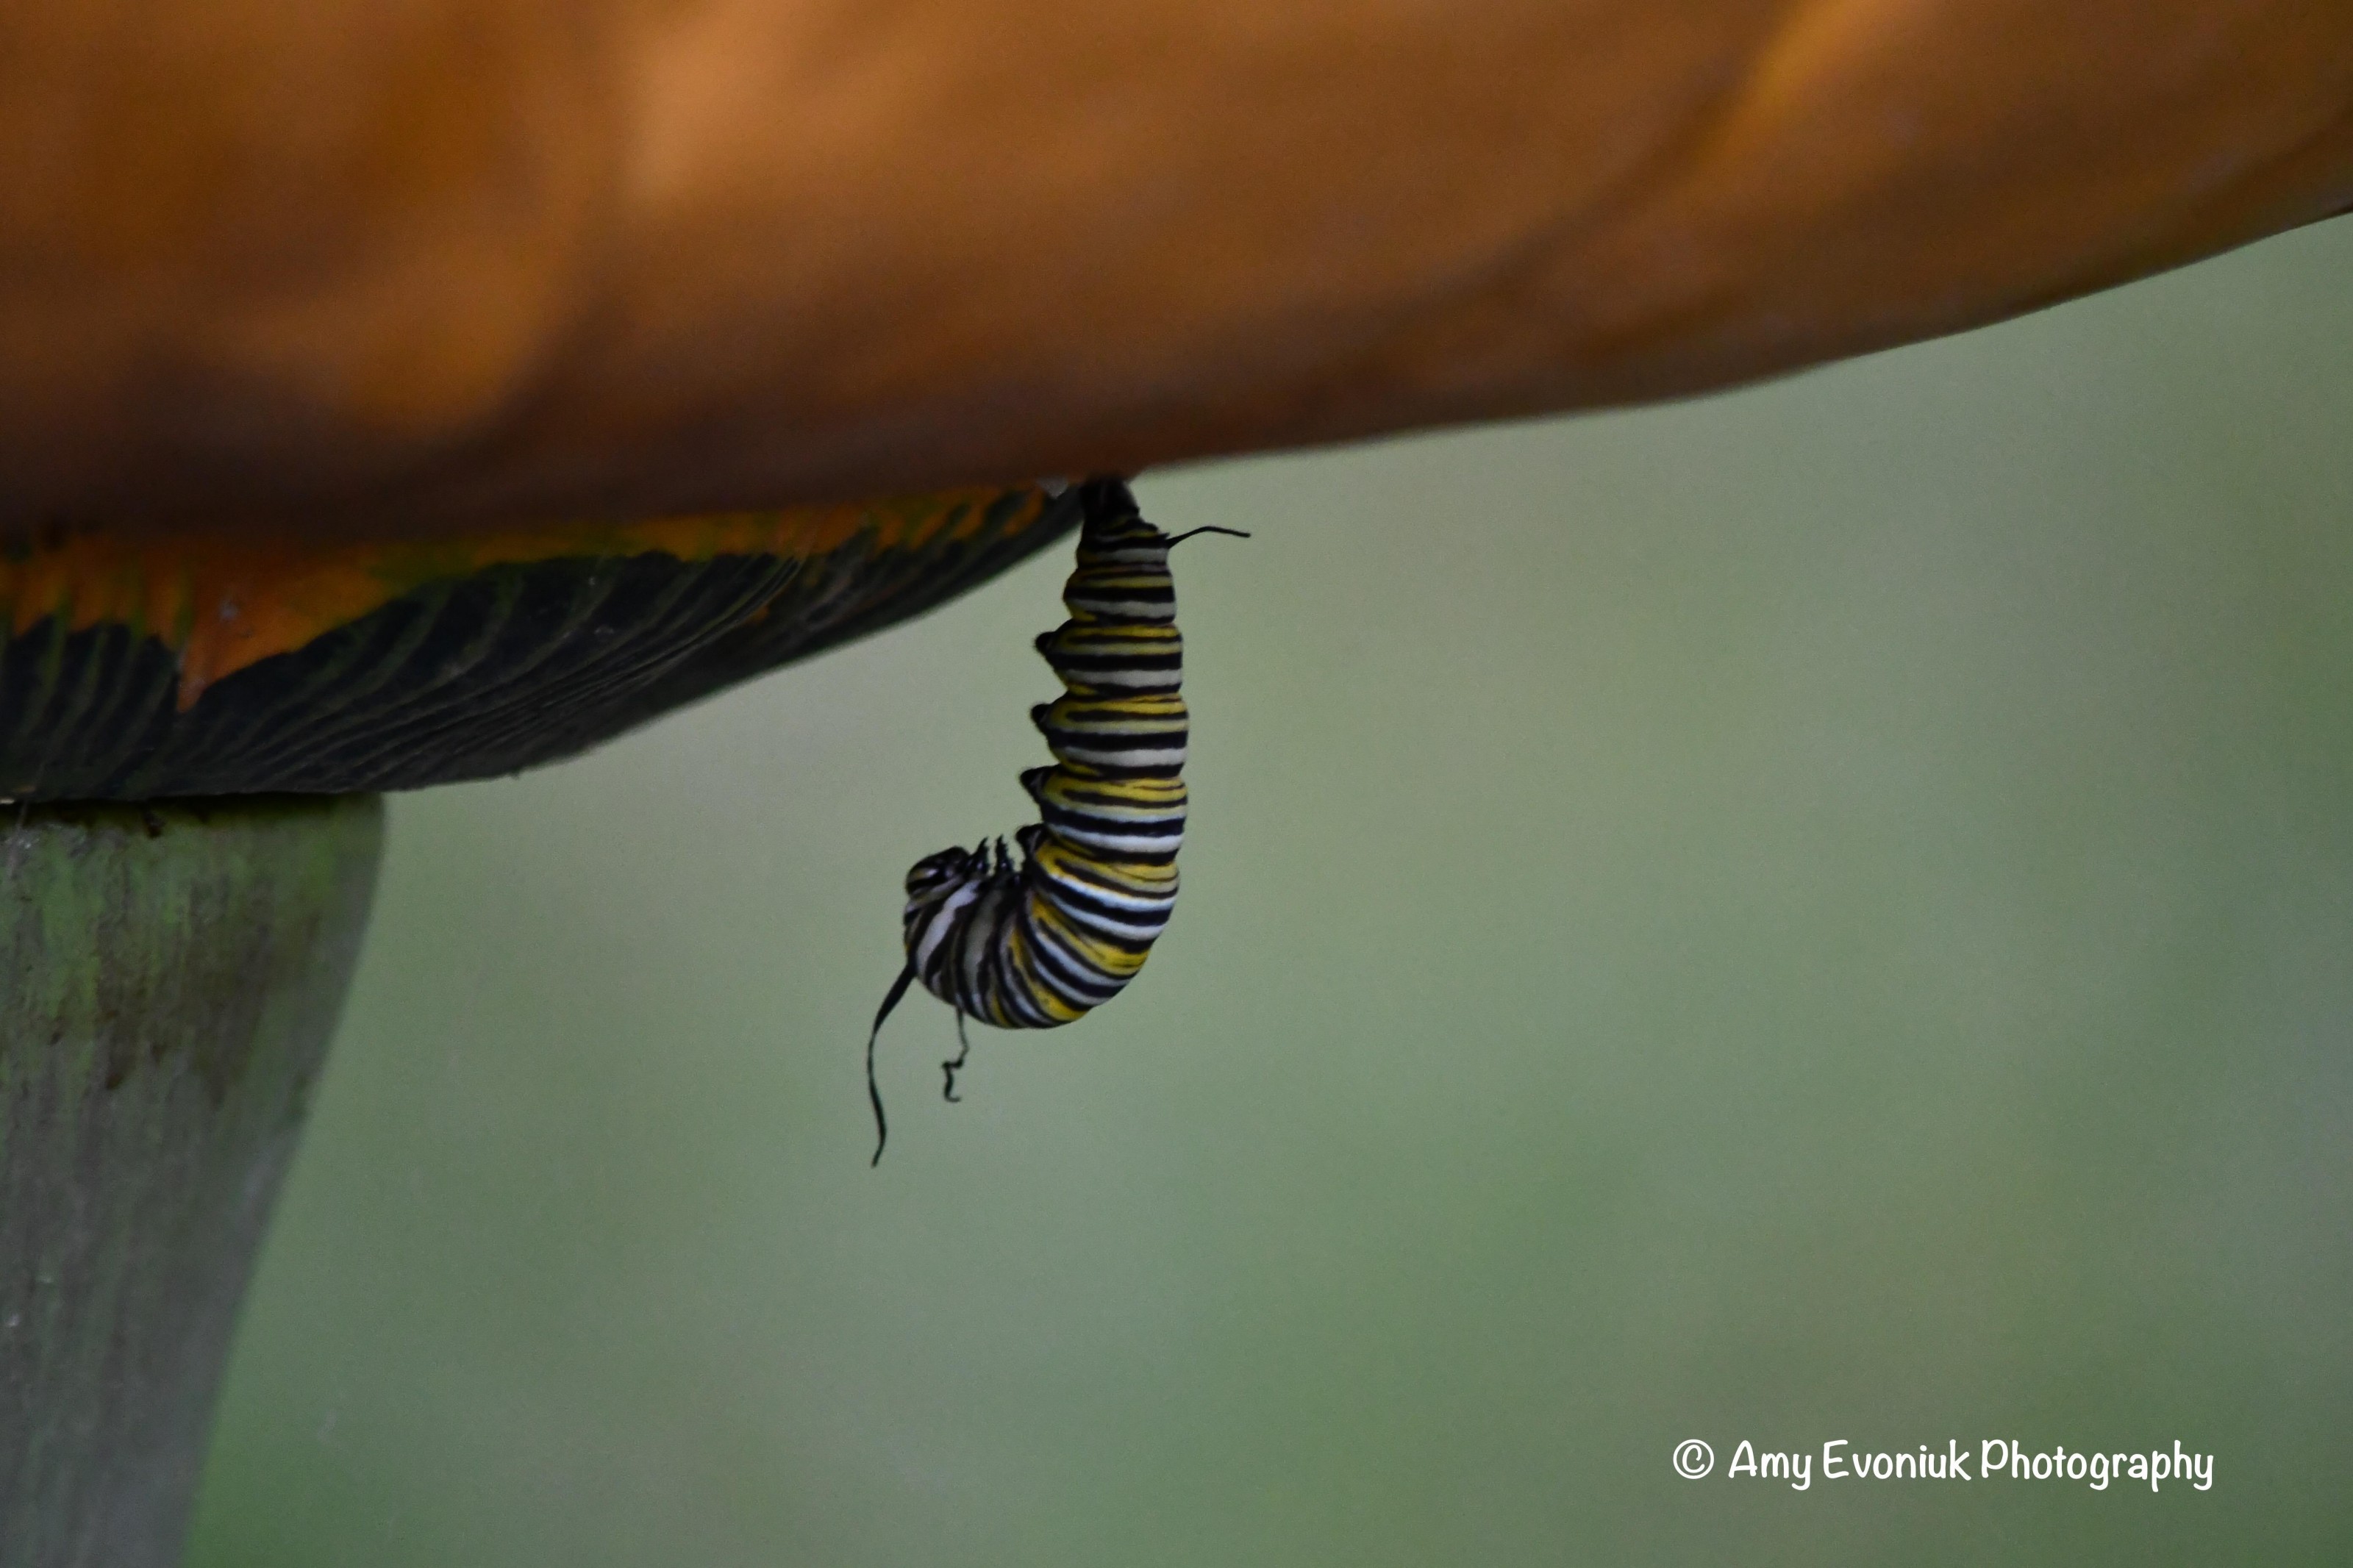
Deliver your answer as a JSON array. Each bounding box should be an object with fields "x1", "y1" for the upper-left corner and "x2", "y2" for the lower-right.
[{"x1": 1706, "y1": 1436, "x2": 2208, "y2": 1492}]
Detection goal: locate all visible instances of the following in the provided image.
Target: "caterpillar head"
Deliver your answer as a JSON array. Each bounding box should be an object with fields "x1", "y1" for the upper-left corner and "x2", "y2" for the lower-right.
[{"x1": 904, "y1": 845, "x2": 987, "y2": 907}]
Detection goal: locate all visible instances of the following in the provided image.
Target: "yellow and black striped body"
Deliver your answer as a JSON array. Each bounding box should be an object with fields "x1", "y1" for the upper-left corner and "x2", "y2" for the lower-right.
[{"x1": 866, "y1": 476, "x2": 1239, "y2": 1159}]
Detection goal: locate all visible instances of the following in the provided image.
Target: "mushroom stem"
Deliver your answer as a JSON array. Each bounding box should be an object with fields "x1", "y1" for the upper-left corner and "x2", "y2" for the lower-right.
[{"x1": 0, "y1": 795, "x2": 382, "y2": 1568}]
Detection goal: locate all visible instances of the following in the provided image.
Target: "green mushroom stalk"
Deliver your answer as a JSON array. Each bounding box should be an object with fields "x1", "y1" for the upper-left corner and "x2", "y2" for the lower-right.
[{"x1": 0, "y1": 797, "x2": 381, "y2": 1568}]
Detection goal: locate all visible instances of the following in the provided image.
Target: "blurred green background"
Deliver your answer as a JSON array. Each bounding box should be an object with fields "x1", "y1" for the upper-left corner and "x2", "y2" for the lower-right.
[{"x1": 188, "y1": 220, "x2": 2351, "y2": 1566}]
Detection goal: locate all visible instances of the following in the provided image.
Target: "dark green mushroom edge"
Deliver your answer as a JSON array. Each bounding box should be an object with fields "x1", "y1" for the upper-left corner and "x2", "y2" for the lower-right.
[{"x1": 0, "y1": 487, "x2": 1081, "y2": 801}]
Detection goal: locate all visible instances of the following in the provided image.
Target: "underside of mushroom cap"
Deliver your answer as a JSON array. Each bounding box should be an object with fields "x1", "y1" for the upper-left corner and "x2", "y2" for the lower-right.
[{"x1": 0, "y1": 483, "x2": 1079, "y2": 800}]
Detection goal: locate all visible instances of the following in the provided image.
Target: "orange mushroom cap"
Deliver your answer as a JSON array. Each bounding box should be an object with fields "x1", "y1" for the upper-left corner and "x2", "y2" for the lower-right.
[{"x1": 1, "y1": 0, "x2": 2346, "y2": 540}]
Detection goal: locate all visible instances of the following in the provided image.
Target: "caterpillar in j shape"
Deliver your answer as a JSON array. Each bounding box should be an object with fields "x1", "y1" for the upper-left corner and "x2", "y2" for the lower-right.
[{"x1": 864, "y1": 476, "x2": 1245, "y2": 1164}]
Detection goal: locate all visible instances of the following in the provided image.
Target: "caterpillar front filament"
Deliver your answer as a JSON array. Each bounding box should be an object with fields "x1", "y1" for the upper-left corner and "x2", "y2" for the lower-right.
[{"x1": 865, "y1": 477, "x2": 1243, "y2": 1162}]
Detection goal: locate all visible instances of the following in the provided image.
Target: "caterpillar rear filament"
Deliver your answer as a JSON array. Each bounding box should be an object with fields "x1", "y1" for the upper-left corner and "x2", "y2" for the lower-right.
[{"x1": 865, "y1": 476, "x2": 1244, "y2": 1162}]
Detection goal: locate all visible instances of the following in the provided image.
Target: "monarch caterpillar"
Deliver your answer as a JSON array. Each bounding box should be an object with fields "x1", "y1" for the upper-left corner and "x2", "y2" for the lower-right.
[{"x1": 865, "y1": 476, "x2": 1245, "y2": 1163}]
